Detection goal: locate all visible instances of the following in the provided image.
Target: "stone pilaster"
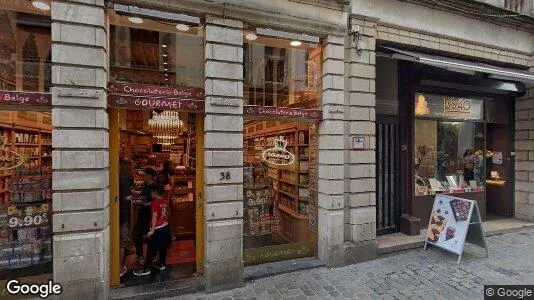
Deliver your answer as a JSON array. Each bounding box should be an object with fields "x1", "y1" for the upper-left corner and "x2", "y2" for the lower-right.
[
  {"x1": 343, "y1": 16, "x2": 378, "y2": 263},
  {"x1": 203, "y1": 16, "x2": 244, "y2": 292},
  {"x1": 50, "y1": 0, "x2": 108, "y2": 298},
  {"x1": 515, "y1": 64, "x2": 534, "y2": 221},
  {"x1": 317, "y1": 35, "x2": 346, "y2": 267}
]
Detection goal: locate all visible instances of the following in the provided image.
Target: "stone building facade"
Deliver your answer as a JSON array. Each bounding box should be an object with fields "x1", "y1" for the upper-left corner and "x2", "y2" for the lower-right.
[{"x1": 3, "y1": 0, "x2": 532, "y2": 299}]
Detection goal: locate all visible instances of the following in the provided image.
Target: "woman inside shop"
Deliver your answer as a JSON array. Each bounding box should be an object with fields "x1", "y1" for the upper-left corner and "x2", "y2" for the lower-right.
[{"x1": 463, "y1": 149, "x2": 475, "y2": 187}]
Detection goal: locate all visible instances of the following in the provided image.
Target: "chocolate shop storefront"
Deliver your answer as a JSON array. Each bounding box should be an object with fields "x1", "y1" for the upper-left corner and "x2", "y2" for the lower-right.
[{"x1": 375, "y1": 47, "x2": 534, "y2": 237}]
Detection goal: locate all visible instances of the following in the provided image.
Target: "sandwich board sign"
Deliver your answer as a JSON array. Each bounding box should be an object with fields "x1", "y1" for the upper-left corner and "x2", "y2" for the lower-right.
[{"x1": 424, "y1": 194, "x2": 488, "y2": 264}]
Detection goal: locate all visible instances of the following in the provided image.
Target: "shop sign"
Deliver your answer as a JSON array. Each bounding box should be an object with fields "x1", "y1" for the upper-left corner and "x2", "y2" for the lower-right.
[
  {"x1": 261, "y1": 136, "x2": 295, "y2": 166},
  {"x1": 415, "y1": 94, "x2": 483, "y2": 120},
  {"x1": 108, "y1": 83, "x2": 204, "y2": 100},
  {"x1": 244, "y1": 105, "x2": 322, "y2": 121},
  {"x1": 0, "y1": 138, "x2": 26, "y2": 171},
  {"x1": 0, "y1": 91, "x2": 51, "y2": 106},
  {"x1": 424, "y1": 194, "x2": 487, "y2": 263},
  {"x1": 108, "y1": 95, "x2": 204, "y2": 111},
  {"x1": 243, "y1": 242, "x2": 313, "y2": 265}
]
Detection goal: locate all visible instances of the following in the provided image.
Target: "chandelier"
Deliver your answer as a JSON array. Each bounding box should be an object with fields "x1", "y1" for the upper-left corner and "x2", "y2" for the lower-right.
[{"x1": 148, "y1": 111, "x2": 183, "y2": 149}]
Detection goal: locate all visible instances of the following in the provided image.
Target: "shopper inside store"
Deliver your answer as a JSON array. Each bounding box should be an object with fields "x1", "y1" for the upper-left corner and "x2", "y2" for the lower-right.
[{"x1": 116, "y1": 110, "x2": 198, "y2": 285}]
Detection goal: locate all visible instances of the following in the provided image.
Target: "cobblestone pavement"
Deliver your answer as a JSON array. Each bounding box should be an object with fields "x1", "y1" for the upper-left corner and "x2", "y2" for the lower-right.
[{"x1": 168, "y1": 229, "x2": 534, "y2": 300}]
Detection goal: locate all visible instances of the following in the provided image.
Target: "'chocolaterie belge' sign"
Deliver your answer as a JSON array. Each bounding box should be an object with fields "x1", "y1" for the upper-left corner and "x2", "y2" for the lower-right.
[
  {"x1": 0, "y1": 90, "x2": 51, "y2": 106},
  {"x1": 244, "y1": 105, "x2": 322, "y2": 120},
  {"x1": 108, "y1": 83, "x2": 205, "y2": 99},
  {"x1": 107, "y1": 83, "x2": 205, "y2": 111}
]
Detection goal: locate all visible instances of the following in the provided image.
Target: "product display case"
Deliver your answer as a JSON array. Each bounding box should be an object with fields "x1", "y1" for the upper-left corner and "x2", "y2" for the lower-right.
[
  {"x1": 243, "y1": 120, "x2": 317, "y2": 258},
  {"x1": 0, "y1": 112, "x2": 52, "y2": 271}
]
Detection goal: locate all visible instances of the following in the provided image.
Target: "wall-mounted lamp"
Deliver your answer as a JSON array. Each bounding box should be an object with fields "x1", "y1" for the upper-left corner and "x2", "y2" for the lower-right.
[{"x1": 350, "y1": 25, "x2": 363, "y2": 56}]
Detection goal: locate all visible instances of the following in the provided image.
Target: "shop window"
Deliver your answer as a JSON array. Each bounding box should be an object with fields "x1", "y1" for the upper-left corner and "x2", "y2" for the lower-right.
[
  {"x1": 243, "y1": 31, "x2": 322, "y2": 109},
  {"x1": 413, "y1": 94, "x2": 486, "y2": 197},
  {"x1": 0, "y1": 2, "x2": 52, "y2": 279},
  {"x1": 243, "y1": 120, "x2": 318, "y2": 265},
  {"x1": 109, "y1": 11, "x2": 203, "y2": 88}
]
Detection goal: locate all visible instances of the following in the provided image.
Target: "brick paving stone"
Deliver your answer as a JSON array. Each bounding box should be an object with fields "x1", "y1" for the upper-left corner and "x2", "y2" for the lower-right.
[{"x1": 165, "y1": 229, "x2": 534, "y2": 300}]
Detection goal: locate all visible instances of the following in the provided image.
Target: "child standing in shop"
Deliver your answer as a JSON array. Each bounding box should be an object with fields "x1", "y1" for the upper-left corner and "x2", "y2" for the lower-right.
[{"x1": 134, "y1": 184, "x2": 171, "y2": 276}]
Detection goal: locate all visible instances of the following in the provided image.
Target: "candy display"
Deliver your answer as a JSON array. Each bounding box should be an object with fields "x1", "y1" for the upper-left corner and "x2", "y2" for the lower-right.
[
  {"x1": 450, "y1": 199, "x2": 471, "y2": 222},
  {"x1": 243, "y1": 163, "x2": 279, "y2": 236},
  {"x1": 0, "y1": 125, "x2": 53, "y2": 271}
]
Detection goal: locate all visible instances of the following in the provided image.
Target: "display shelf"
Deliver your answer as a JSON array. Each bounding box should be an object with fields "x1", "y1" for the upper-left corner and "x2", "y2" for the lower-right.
[
  {"x1": 279, "y1": 189, "x2": 296, "y2": 198},
  {"x1": 278, "y1": 204, "x2": 308, "y2": 220}
]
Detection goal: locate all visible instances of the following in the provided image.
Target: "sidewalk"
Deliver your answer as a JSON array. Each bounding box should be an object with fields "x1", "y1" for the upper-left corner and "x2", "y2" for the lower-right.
[{"x1": 168, "y1": 228, "x2": 534, "y2": 299}]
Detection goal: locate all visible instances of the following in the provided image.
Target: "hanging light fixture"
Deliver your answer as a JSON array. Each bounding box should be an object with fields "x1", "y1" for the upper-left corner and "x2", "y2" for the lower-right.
[{"x1": 148, "y1": 111, "x2": 183, "y2": 151}]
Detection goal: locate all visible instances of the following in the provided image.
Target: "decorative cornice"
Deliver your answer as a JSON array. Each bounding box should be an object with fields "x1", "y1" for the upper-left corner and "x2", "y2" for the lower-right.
[{"x1": 398, "y1": 0, "x2": 534, "y2": 31}]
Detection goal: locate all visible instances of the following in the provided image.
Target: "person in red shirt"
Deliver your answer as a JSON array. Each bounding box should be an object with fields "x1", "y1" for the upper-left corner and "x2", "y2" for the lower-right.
[{"x1": 133, "y1": 183, "x2": 171, "y2": 276}]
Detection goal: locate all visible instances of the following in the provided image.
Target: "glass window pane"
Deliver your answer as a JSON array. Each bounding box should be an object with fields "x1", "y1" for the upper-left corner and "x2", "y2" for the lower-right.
[
  {"x1": 414, "y1": 120, "x2": 485, "y2": 197},
  {"x1": 243, "y1": 34, "x2": 322, "y2": 109},
  {"x1": 109, "y1": 11, "x2": 203, "y2": 88}
]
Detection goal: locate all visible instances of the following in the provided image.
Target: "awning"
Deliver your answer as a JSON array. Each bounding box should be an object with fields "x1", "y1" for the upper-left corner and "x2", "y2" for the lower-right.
[{"x1": 381, "y1": 47, "x2": 534, "y2": 84}]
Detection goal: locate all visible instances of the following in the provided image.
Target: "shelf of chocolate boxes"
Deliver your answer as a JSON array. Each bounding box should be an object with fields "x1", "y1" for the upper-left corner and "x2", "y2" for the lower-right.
[
  {"x1": 243, "y1": 163, "x2": 280, "y2": 236},
  {"x1": 0, "y1": 169, "x2": 52, "y2": 269}
]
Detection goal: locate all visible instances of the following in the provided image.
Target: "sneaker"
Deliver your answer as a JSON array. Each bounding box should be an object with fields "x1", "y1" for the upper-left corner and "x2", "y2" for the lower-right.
[
  {"x1": 133, "y1": 268, "x2": 151, "y2": 276},
  {"x1": 120, "y1": 266, "x2": 127, "y2": 277},
  {"x1": 155, "y1": 264, "x2": 166, "y2": 271}
]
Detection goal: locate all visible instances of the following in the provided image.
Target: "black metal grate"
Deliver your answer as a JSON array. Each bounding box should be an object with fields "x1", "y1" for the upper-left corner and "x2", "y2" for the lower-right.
[{"x1": 376, "y1": 116, "x2": 401, "y2": 236}]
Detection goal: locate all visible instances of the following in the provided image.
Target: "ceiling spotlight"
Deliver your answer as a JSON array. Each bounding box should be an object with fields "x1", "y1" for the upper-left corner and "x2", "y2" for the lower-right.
[
  {"x1": 245, "y1": 33, "x2": 258, "y2": 41},
  {"x1": 32, "y1": 1, "x2": 50, "y2": 11},
  {"x1": 175, "y1": 24, "x2": 190, "y2": 32},
  {"x1": 290, "y1": 40, "x2": 302, "y2": 47},
  {"x1": 162, "y1": 44, "x2": 167, "y2": 48},
  {"x1": 162, "y1": 53, "x2": 168, "y2": 57},
  {"x1": 128, "y1": 16, "x2": 143, "y2": 24},
  {"x1": 163, "y1": 62, "x2": 168, "y2": 65},
  {"x1": 164, "y1": 68, "x2": 168, "y2": 71}
]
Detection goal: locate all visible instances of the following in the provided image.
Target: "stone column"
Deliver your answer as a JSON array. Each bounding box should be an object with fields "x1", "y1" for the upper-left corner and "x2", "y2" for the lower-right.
[
  {"x1": 318, "y1": 35, "x2": 346, "y2": 266},
  {"x1": 343, "y1": 16, "x2": 378, "y2": 262},
  {"x1": 51, "y1": 0, "x2": 109, "y2": 298},
  {"x1": 203, "y1": 16, "x2": 244, "y2": 292},
  {"x1": 515, "y1": 64, "x2": 534, "y2": 221}
]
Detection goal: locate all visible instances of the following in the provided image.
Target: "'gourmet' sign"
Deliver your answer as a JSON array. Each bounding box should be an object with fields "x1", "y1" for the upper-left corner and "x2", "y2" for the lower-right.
[
  {"x1": 108, "y1": 95, "x2": 204, "y2": 111},
  {"x1": 108, "y1": 83, "x2": 204, "y2": 100},
  {"x1": 0, "y1": 91, "x2": 51, "y2": 106},
  {"x1": 244, "y1": 105, "x2": 322, "y2": 121},
  {"x1": 261, "y1": 136, "x2": 295, "y2": 166}
]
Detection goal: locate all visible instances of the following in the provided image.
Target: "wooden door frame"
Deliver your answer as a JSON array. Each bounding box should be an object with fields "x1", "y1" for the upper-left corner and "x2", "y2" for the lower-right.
[
  {"x1": 195, "y1": 113, "x2": 204, "y2": 274},
  {"x1": 109, "y1": 107, "x2": 120, "y2": 287}
]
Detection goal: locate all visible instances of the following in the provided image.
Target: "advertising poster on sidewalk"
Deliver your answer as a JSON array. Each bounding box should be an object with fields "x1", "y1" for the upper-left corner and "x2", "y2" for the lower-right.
[{"x1": 425, "y1": 194, "x2": 476, "y2": 255}]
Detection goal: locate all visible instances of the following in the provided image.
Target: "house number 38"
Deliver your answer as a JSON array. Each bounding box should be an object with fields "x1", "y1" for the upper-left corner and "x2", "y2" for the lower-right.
[{"x1": 220, "y1": 172, "x2": 231, "y2": 180}]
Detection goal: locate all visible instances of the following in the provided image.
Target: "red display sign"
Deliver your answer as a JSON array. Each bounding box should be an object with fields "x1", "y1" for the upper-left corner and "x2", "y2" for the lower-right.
[
  {"x1": 108, "y1": 83, "x2": 204, "y2": 100},
  {"x1": 244, "y1": 105, "x2": 322, "y2": 121},
  {"x1": 108, "y1": 94, "x2": 204, "y2": 111},
  {"x1": 0, "y1": 91, "x2": 51, "y2": 106}
]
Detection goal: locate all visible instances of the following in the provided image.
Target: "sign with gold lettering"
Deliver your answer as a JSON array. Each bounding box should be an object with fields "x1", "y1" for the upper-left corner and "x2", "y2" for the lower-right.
[
  {"x1": 244, "y1": 105, "x2": 322, "y2": 121},
  {"x1": 108, "y1": 83, "x2": 204, "y2": 99},
  {"x1": 0, "y1": 91, "x2": 51, "y2": 106},
  {"x1": 108, "y1": 95, "x2": 204, "y2": 111},
  {"x1": 415, "y1": 94, "x2": 482, "y2": 120},
  {"x1": 261, "y1": 136, "x2": 295, "y2": 166},
  {"x1": 243, "y1": 242, "x2": 313, "y2": 265}
]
